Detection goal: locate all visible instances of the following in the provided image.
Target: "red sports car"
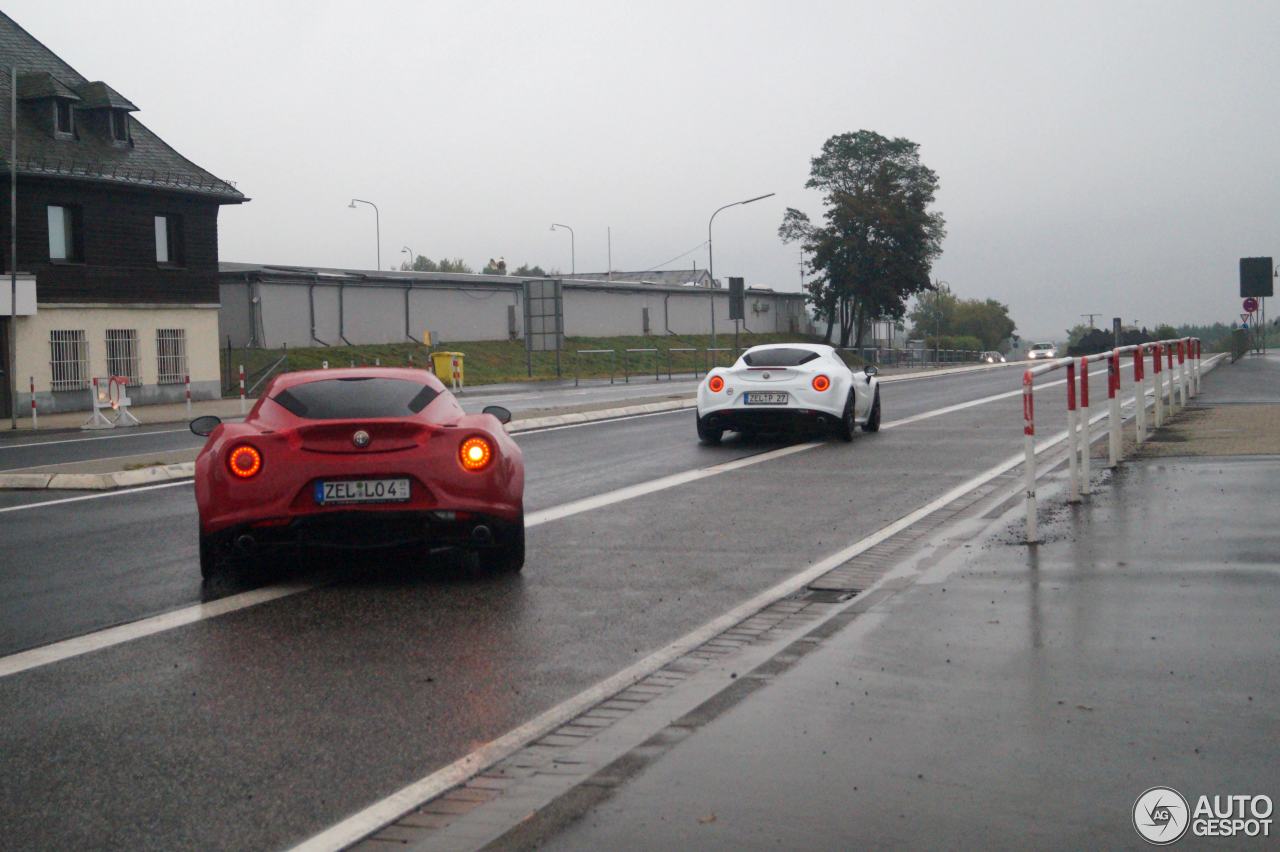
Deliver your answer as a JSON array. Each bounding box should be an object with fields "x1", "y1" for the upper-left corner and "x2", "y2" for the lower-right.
[{"x1": 190, "y1": 367, "x2": 524, "y2": 579}]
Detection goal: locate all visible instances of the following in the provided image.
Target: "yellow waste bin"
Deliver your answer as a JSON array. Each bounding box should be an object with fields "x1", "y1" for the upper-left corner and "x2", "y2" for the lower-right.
[{"x1": 431, "y1": 351, "x2": 465, "y2": 384}]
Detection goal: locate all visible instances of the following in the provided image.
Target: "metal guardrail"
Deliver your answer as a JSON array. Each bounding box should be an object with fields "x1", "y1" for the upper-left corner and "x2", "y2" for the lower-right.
[{"x1": 622, "y1": 348, "x2": 660, "y2": 384}]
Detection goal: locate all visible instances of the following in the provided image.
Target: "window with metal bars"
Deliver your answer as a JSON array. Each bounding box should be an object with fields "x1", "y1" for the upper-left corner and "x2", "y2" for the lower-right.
[
  {"x1": 156, "y1": 328, "x2": 187, "y2": 385},
  {"x1": 49, "y1": 330, "x2": 90, "y2": 392},
  {"x1": 105, "y1": 329, "x2": 141, "y2": 385}
]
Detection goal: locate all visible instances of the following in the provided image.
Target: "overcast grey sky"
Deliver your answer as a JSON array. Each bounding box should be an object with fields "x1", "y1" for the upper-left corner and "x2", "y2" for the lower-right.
[{"x1": 11, "y1": 0, "x2": 1279, "y2": 339}]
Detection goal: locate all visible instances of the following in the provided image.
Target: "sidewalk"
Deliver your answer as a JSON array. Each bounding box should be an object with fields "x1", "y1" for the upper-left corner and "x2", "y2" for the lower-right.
[{"x1": 534, "y1": 354, "x2": 1280, "y2": 849}]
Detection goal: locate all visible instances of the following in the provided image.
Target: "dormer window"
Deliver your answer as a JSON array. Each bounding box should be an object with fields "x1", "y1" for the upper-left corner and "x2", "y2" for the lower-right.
[
  {"x1": 110, "y1": 109, "x2": 129, "y2": 143},
  {"x1": 54, "y1": 99, "x2": 74, "y2": 137}
]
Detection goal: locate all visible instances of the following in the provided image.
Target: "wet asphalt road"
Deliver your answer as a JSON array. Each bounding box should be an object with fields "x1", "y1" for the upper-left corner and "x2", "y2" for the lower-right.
[{"x1": 0, "y1": 363, "x2": 1091, "y2": 850}]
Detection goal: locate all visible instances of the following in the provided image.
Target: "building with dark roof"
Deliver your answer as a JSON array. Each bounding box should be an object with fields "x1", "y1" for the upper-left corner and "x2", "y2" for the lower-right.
[
  {"x1": 562, "y1": 268, "x2": 717, "y2": 288},
  {"x1": 0, "y1": 11, "x2": 246, "y2": 417}
]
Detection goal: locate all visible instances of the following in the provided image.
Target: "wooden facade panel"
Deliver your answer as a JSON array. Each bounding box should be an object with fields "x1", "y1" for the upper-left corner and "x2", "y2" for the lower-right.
[{"x1": 0, "y1": 176, "x2": 226, "y2": 304}]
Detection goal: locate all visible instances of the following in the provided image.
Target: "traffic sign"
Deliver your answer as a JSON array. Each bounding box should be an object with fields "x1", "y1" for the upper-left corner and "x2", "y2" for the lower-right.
[
  {"x1": 1242, "y1": 313, "x2": 1252, "y2": 323},
  {"x1": 1243, "y1": 296, "x2": 1259, "y2": 313}
]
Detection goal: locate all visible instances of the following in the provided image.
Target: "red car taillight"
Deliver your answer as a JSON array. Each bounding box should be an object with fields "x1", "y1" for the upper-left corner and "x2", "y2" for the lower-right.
[
  {"x1": 812, "y1": 374, "x2": 830, "y2": 392},
  {"x1": 708, "y1": 375, "x2": 725, "y2": 393},
  {"x1": 228, "y1": 444, "x2": 262, "y2": 479},
  {"x1": 459, "y1": 436, "x2": 493, "y2": 471}
]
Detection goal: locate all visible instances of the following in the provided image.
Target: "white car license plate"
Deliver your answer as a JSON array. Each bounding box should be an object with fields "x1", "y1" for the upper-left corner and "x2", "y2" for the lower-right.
[
  {"x1": 744, "y1": 391, "x2": 789, "y2": 405},
  {"x1": 315, "y1": 478, "x2": 411, "y2": 505}
]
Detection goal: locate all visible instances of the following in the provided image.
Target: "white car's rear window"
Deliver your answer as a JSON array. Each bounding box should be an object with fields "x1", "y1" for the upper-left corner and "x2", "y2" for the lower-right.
[{"x1": 742, "y1": 348, "x2": 821, "y2": 367}]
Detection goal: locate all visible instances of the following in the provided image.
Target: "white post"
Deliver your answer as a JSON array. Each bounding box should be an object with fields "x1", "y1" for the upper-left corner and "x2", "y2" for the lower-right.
[
  {"x1": 1153, "y1": 347, "x2": 1164, "y2": 428},
  {"x1": 29, "y1": 376, "x2": 36, "y2": 430},
  {"x1": 1022, "y1": 370, "x2": 1037, "y2": 543},
  {"x1": 238, "y1": 364, "x2": 246, "y2": 415},
  {"x1": 1134, "y1": 352, "x2": 1147, "y2": 444},
  {"x1": 184, "y1": 374, "x2": 191, "y2": 417}
]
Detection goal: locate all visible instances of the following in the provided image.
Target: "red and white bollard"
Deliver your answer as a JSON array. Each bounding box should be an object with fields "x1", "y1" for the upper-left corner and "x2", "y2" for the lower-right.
[
  {"x1": 1108, "y1": 350, "x2": 1122, "y2": 468},
  {"x1": 1079, "y1": 355, "x2": 1092, "y2": 495},
  {"x1": 1152, "y1": 345, "x2": 1164, "y2": 427},
  {"x1": 1165, "y1": 344, "x2": 1176, "y2": 414},
  {"x1": 1133, "y1": 348, "x2": 1147, "y2": 443},
  {"x1": 1022, "y1": 369, "x2": 1038, "y2": 543},
  {"x1": 1066, "y1": 360, "x2": 1080, "y2": 503},
  {"x1": 184, "y1": 374, "x2": 192, "y2": 417},
  {"x1": 451, "y1": 356, "x2": 462, "y2": 392},
  {"x1": 29, "y1": 376, "x2": 37, "y2": 430},
  {"x1": 238, "y1": 364, "x2": 247, "y2": 415}
]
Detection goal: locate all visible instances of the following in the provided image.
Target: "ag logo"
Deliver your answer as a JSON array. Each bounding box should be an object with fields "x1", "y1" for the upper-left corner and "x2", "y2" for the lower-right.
[{"x1": 1134, "y1": 787, "x2": 1190, "y2": 844}]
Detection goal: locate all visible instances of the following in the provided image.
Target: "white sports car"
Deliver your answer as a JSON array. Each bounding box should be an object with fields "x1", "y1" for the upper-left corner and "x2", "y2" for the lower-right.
[{"x1": 696, "y1": 343, "x2": 881, "y2": 443}]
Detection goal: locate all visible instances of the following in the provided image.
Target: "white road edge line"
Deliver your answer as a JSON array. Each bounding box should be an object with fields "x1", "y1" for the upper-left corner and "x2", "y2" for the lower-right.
[
  {"x1": 0, "y1": 427, "x2": 191, "y2": 450},
  {"x1": 0, "y1": 368, "x2": 1114, "y2": 676},
  {"x1": 288, "y1": 425, "x2": 1085, "y2": 852},
  {"x1": 0, "y1": 479, "x2": 194, "y2": 515}
]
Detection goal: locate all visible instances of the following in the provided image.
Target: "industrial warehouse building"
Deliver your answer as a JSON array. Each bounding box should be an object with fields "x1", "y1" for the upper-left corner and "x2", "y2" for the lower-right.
[
  {"x1": 218, "y1": 263, "x2": 814, "y2": 349},
  {"x1": 0, "y1": 11, "x2": 245, "y2": 417}
]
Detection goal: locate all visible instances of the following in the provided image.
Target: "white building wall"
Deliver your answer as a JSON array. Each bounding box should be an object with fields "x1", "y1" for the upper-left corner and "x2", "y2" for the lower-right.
[{"x1": 16, "y1": 304, "x2": 221, "y2": 414}]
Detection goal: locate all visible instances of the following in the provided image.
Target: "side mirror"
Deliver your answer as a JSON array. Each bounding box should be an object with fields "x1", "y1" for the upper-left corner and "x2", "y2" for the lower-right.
[
  {"x1": 482, "y1": 405, "x2": 512, "y2": 425},
  {"x1": 190, "y1": 415, "x2": 222, "y2": 437},
  {"x1": 863, "y1": 365, "x2": 879, "y2": 377}
]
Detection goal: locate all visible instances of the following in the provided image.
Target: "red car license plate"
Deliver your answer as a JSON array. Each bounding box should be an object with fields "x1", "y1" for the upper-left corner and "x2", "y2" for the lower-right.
[{"x1": 315, "y1": 478, "x2": 411, "y2": 505}]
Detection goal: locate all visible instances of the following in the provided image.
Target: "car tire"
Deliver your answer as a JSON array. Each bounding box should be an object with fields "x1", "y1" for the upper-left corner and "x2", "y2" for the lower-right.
[
  {"x1": 862, "y1": 388, "x2": 881, "y2": 432},
  {"x1": 835, "y1": 393, "x2": 856, "y2": 442},
  {"x1": 485, "y1": 516, "x2": 525, "y2": 573},
  {"x1": 696, "y1": 414, "x2": 723, "y2": 445},
  {"x1": 199, "y1": 530, "x2": 221, "y2": 581}
]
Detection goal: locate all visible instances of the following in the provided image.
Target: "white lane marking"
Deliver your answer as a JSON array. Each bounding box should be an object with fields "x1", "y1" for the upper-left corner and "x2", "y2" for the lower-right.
[
  {"x1": 288, "y1": 428, "x2": 1081, "y2": 852},
  {"x1": 0, "y1": 371, "x2": 1114, "y2": 675},
  {"x1": 3, "y1": 448, "x2": 197, "y2": 475},
  {"x1": 0, "y1": 427, "x2": 191, "y2": 450},
  {"x1": 0, "y1": 581, "x2": 318, "y2": 679},
  {"x1": 0, "y1": 480, "x2": 193, "y2": 515}
]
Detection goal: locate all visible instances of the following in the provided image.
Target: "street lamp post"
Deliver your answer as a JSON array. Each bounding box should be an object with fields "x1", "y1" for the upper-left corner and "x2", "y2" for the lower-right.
[
  {"x1": 550, "y1": 224, "x2": 575, "y2": 275},
  {"x1": 348, "y1": 198, "x2": 380, "y2": 269},
  {"x1": 932, "y1": 279, "x2": 949, "y2": 365},
  {"x1": 707, "y1": 192, "x2": 775, "y2": 347},
  {"x1": 401, "y1": 246, "x2": 414, "y2": 271}
]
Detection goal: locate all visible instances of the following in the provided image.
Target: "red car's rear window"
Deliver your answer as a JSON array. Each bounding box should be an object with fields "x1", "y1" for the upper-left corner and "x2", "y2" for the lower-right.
[{"x1": 271, "y1": 378, "x2": 438, "y2": 420}]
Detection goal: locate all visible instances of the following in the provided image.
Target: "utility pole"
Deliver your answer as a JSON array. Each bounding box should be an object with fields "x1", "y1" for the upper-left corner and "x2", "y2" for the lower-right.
[
  {"x1": 1081, "y1": 313, "x2": 1101, "y2": 328},
  {"x1": 9, "y1": 65, "x2": 17, "y2": 430}
]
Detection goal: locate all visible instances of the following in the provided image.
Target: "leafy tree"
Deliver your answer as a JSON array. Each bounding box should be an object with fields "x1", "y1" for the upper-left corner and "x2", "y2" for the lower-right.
[
  {"x1": 482, "y1": 257, "x2": 508, "y2": 275},
  {"x1": 779, "y1": 130, "x2": 945, "y2": 347},
  {"x1": 437, "y1": 257, "x2": 473, "y2": 274},
  {"x1": 907, "y1": 283, "x2": 958, "y2": 341},
  {"x1": 952, "y1": 298, "x2": 1016, "y2": 350},
  {"x1": 1064, "y1": 323, "x2": 1092, "y2": 349},
  {"x1": 400, "y1": 255, "x2": 439, "y2": 272},
  {"x1": 513, "y1": 263, "x2": 547, "y2": 277},
  {"x1": 1153, "y1": 323, "x2": 1178, "y2": 340}
]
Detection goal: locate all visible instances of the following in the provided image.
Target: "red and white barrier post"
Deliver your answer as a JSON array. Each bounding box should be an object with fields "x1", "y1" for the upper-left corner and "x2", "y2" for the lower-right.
[
  {"x1": 238, "y1": 364, "x2": 247, "y2": 415},
  {"x1": 451, "y1": 356, "x2": 463, "y2": 392},
  {"x1": 1079, "y1": 355, "x2": 1092, "y2": 495},
  {"x1": 1022, "y1": 369, "x2": 1038, "y2": 543},
  {"x1": 1166, "y1": 344, "x2": 1176, "y2": 414},
  {"x1": 184, "y1": 374, "x2": 192, "y2": 417},
  {"x1": 1133, "y1": 348, "x2": 1147, "y2": 442},
  {"x1": 1066, "y1": 360, "x2": 1080, "y2": 503},
  {"x1": 1108, "y1": 350, "x2": 1122, "y2": 467},
  {"x1": 29, "y1": 376, "x2": 37, "y2": 430}
]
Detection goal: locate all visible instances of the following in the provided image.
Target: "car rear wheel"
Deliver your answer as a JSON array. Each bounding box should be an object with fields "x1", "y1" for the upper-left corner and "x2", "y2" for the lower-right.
[
  {"x1": 835, "y1": 393, "x2": 856, "y2": 442},
  {"x1": 484, "y1": 516, "x2": 525, "y2": 573},
  {"x1": 862, "y1": 388, "x2": 881, "y2": 432},
  {"x1": 696, "y1": 414, "x2": 723, "y2": 445}
]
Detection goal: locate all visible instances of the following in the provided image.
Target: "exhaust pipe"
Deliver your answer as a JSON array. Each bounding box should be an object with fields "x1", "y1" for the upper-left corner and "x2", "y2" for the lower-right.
[
  {"x1": 471, "y1": 524, "x2": 493, "y2": 544},
  {"x1": 235, "y1": 534, "x2": 257, "y2": 553}
]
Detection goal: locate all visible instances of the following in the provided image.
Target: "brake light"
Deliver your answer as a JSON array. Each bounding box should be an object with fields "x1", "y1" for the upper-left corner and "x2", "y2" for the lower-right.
[
  {"x1": 459, "y1": 436, "x2": 493, "y2": 471},
  {"x1": 812, "y1": 374, "x2": 830, "y2": 392},
  {"x1": 227, "y1": 444, "x2": 262, "y2": 479},
  {"x1": 708, "y1": 375, "x2": 725, "y2": 393}
]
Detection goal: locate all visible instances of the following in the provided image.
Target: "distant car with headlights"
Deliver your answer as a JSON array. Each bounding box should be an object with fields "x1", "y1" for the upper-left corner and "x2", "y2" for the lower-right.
[
  {"x1": 191, "y1": 368, "x2": 524, "y2": 579},
  {"x1": 980, "y1": 351, "x2": 1007, "y2": 363},
  {"x1": 1026, "y1": 342, "x2": 1058, "y2": 360},
  {"x1": 696, "y1": 343, "x2": 880, "y2": 443}
]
